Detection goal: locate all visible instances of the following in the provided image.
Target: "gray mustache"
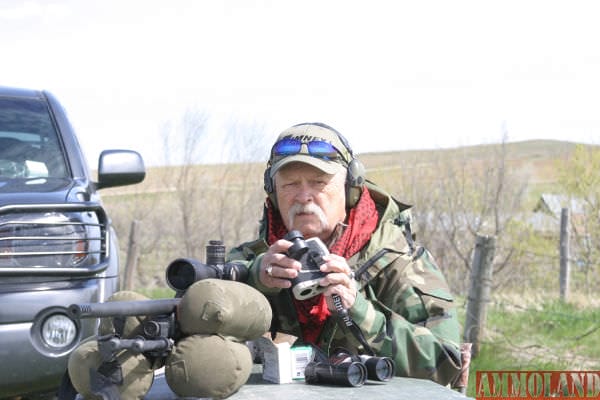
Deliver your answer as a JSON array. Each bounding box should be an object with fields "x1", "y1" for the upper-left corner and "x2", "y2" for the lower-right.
[{"x1": 287, "y1": 203, "x2": 329, "y2": 230}]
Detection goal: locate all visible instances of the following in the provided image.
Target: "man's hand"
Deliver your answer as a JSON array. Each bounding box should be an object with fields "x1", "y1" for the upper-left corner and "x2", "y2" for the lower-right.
[
  {"x1": 259, "y1": 239, "x2": 301, "y2": 288},
  {"x1": 319, "y1": 254, "x2": 358, "y2": 310},
  {"x1": 259, "y1": 242, "x2": 357, "y2": 310}
]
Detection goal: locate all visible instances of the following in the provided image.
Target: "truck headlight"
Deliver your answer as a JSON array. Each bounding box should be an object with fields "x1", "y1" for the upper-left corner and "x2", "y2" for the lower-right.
[{"x1": 0, "y1": 211, "x2": 104, "y2": 268}]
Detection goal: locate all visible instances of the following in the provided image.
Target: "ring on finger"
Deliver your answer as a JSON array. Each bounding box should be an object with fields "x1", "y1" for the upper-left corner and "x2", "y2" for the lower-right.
[{"x1": 266, "y1": 265, "x2": 274, "y2": 277}]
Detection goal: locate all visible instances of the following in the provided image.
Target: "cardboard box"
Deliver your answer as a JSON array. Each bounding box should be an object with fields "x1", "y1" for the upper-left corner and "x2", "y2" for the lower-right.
[{"x1": 255, "y1": 336, "x2": 313, "y2": 384}]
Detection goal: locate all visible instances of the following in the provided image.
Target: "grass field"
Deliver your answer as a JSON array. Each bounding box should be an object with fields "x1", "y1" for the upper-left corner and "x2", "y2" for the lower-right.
[{"x1": 457, "y1": 295, "x2": 600, "y2": 397}]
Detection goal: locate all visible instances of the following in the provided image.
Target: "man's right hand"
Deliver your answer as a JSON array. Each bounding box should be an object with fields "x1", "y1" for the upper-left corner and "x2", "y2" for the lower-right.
[{"x1": 259, "y1": 239, "x2": 301, "y2": 288}]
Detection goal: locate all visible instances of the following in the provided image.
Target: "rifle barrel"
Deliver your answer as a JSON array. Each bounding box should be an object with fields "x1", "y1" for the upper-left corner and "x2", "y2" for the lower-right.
[{"x1": 69, "y1": 298, "x2": 180, "y2": 319}]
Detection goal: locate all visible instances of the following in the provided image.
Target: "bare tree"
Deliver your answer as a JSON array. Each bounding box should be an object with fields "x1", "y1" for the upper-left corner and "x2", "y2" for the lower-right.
[
  {"x1": 213, "y1": 119, "x2": 270, "y2": 246},
  {"x1": 160, "y1": 108, "x2": 211, "y2": 257},
  {"x1": 156, "y1": 112, "x2": 271, "y2": 265},
  {"x1": 422, "y1": 135, "x2": 530, "y2": 293}
]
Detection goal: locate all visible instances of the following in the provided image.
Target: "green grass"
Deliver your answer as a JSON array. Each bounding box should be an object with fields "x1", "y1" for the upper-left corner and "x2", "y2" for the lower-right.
[
  {"x1": 136, "y1": 286, "x2": 176, "y2": 299},
  {"x1": 458, "y1": 296, "x2": 600, "y2": 397}
]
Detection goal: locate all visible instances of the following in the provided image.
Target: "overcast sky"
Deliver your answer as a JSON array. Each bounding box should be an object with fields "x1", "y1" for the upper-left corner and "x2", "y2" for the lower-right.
[{"x1": 1, "y1": 0, "x2": 599, "y2": 166}]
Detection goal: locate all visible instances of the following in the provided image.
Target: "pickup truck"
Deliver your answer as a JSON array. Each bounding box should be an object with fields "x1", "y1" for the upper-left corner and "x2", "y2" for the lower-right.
[{"x1": 0, "y1": 85, "x2": 145, "y2": 399}]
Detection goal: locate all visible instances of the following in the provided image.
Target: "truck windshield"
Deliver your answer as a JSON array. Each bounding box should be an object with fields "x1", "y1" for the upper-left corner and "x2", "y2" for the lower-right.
[{"x1": 0, "y1": 97, "x2": 68, "y2": 180}]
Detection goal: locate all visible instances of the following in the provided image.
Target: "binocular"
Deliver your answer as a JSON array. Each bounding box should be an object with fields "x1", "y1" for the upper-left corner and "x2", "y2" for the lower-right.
[{"x1": 304, "y1": 349, "x2": 395, "y2": 387}]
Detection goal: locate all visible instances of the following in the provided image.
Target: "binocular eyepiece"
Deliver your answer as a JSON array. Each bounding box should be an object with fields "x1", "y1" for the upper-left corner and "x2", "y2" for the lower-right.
[{"x1": 165, "y1": 240, "x2": 248, "y2": 292}]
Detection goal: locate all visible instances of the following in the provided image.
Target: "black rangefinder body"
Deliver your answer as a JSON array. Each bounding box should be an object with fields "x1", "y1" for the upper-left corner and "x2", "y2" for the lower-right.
[{"x1": 285, "y1": 230, "x2": 330, "y2": 300}]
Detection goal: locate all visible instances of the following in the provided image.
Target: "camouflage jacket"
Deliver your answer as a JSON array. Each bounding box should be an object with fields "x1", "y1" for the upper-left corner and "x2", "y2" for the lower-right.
[{"x1": 227, "y1": 182, "x2": 462, "y2": 386}]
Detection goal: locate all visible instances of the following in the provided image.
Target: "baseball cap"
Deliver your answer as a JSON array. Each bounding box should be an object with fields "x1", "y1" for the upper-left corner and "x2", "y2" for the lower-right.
[{"x1": 268, "y1": 122, "x2": 353, "y2": 178}]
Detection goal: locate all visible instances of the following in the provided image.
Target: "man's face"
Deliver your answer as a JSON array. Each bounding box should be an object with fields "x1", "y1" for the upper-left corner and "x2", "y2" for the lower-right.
[{"x1": 275, "y1": 162, "x2": 347, "y2": 241}]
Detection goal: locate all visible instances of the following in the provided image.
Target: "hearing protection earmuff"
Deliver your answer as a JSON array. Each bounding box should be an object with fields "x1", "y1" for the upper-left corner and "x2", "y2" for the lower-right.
[{"x1": 263, "y1": 123, "x2": 365, "y2": 209}]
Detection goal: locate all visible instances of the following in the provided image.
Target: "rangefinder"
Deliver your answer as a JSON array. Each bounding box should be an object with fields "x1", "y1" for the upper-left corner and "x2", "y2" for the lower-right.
[{"x1": 284, "y1": 230, "x2": 329, "y2": 300}]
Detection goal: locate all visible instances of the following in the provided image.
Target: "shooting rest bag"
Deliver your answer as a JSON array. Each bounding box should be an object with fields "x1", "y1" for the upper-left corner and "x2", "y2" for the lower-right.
[
  {"x1": 68, "y1": 340, "x2": 154, "y2": 400},
  {"x1": 165, "y1": 334, "x2": 252, "y2": 399},
  {"x1": 177, "y1": 279, "x2": 272, "y2": 340},
  {"x1": 98, "y1": 290, "x2": 149, "y2": 338}
]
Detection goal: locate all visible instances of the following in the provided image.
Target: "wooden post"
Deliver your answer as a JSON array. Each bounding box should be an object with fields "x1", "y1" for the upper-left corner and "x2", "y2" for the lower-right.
[
  {"x1": 463, "y1": 234, "x2": 496, "y2": 358},
  {"x1": 559, "y1": 207, "x2": 570, "y2": 301},
  {"x1": 123, "y1": 220, "x2": 141, "y2": 291}
]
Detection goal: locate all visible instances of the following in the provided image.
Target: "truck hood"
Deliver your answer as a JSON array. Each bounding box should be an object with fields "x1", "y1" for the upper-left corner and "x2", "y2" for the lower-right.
[{"x1": 0, "y1": 177, "x2": 81, "y2": 206}]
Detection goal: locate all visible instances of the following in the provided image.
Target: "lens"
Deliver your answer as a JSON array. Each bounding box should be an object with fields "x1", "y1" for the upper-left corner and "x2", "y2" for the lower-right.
[
  {"x1": 359, "y1": 355, "x2": 395, "y2": 381},
  {"x1": 41, "y1": 314, "x2": 77, "y2": 348},
  {"x1": 273, "y1": 138, "x2": 342, "y2": 161},
  {"x1": 273, "y1": 138, "x2": 302, "y2": 155},
  {"x1": 345, "y1": 362, "x2": 367, "y2": 387},
  {"x1": 166, "y1": 258, "x2": 199, "y2": 291},
  {"x1": 306, "y1": 141, "x2": 339, "y2": 160}
]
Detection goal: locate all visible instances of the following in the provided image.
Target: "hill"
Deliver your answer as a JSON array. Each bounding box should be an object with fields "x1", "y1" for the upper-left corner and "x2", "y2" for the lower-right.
[
  {"x1": 358, "y1": 139, "x2": 586, "y2": 184},
  {"x1": 102, "y1": 139, "x2": 591, "y2": 198}
]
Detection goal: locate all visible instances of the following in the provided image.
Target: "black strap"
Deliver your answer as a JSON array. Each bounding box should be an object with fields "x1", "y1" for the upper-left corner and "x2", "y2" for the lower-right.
[
  {"x1": 332, "y1": 294, "x2": 375, "y2": 356},
  {"x1": 394, "y1": 214, "x2": 416, "y2": 253},
  {"x1": 355, "y1": 248, "x2": 403, "y2": 282}
]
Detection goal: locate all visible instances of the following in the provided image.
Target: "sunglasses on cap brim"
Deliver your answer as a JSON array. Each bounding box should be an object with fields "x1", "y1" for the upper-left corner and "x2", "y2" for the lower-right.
[{"x1": 271, "y1": 138, "x2": 347, "y2": 163}]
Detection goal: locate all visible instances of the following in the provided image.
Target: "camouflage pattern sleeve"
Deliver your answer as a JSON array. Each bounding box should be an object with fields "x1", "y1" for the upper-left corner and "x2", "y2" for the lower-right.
[{"x1": 345, "y1": 248, "x2": 462, "y2": 386}]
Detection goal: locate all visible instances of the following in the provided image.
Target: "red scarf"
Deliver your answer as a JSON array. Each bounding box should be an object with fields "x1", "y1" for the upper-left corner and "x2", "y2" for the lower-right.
[{"x1": 266, "y1": 187, "x2": 379, "y2": 344}]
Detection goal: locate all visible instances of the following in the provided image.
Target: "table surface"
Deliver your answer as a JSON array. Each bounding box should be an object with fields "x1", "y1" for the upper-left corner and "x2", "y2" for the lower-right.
[{"x1": 145, "y1": 366, "x2": 474, "y2": 400}]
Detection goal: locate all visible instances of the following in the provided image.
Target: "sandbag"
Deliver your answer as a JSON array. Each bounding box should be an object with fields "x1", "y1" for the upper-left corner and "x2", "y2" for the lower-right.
[
  {"x1": 98, "y1": 290, "x2": 149, "y2": 338},
  {"x1": 165, "y1": 334, "x2": 252, "y2": 399},
  {"x1": 177, "y1": 279, "x2": 271, "y2": 340},
  {"x1": 67, "y1": 340, "x2": 154, "y2": 400}
]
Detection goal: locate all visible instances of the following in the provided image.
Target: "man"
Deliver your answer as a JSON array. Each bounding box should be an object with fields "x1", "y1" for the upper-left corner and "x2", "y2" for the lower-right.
[{"x1": 228, "y1": 122, "x2": 462, "y2": 386}]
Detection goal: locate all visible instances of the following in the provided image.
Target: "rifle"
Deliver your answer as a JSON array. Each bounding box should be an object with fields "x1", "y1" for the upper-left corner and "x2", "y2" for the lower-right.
[{"x1": 67, "y1": 240, "x2": 249, "y2": 400}]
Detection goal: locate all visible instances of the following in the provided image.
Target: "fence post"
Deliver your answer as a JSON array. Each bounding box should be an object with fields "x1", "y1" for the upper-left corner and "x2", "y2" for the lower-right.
[
  {"x1": 559, "y1": 207, "x2": 570, "y2": 301},
  {"x1": 123, "y1": 220, "x2": 141, "y2": 291},
  {"x1": 463, "y1": 234, "x2": 496, "y2": 358}
]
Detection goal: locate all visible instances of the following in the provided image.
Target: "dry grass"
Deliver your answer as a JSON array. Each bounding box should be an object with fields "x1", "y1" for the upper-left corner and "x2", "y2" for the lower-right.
[{"x1": 101, "y1": 139, "x2": 587, "y2": 196}]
